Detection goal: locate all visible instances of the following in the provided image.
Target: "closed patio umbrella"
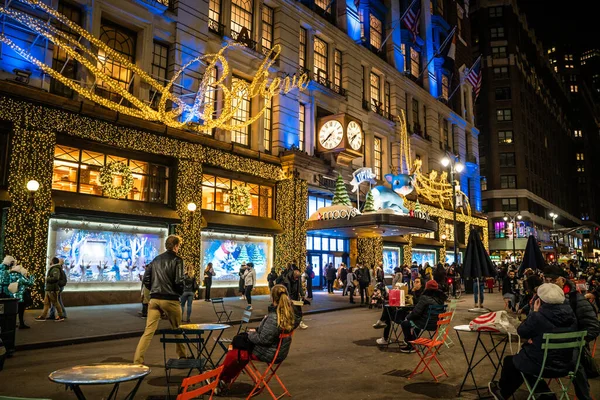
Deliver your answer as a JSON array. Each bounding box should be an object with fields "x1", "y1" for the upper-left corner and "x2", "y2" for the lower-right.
[
  {"x1": 518, "y1": 235, "x2": 546, "y2": 275},
  {"x1": 463, "y1": 229, "x2": 497, "y2": 280}
]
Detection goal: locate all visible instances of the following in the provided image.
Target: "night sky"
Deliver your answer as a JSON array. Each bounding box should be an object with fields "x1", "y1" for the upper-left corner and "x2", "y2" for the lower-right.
[{"x1": 516, "y1": 0, "x2": 599, "y2": 51}]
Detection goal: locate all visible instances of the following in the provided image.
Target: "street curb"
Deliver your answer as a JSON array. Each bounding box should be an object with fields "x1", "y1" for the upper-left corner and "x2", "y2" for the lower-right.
[{"x1": 15, "y1": 304, "x2": 360, "y2": 351}]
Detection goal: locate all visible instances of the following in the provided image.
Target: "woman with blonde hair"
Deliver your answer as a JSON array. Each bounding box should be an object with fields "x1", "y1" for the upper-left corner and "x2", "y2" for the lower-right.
[{"x1": 216, "y1": 284, "x2": 301, "y2": 393}]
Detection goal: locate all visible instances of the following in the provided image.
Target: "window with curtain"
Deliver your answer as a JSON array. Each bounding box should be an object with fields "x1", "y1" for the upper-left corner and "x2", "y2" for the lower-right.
[
  {"x1": 51, "y1": 1, "x2": 81, "y2": 98},
  {"x1": 149, "y1": 42, "x2": 169, "y2": 109},
  {"x1": 231, "y1": 77, "x2": 251, "y2": 146},
  {"x1": 299, "y1": 28, "x2": 307, "y2": 69},
  {"x1": 369, "y1": 14, "x2": 382, "y2": 49},
  {"x1": 263, "y1": 97, "x2": 272, "y2": 152},
  {"x1": 261, "y1": 5, "x2": 274, "y2": 51},
  {"x1": 374, "y1": 137, "x2": 382, "y2": 180},
  {"x1": 96, "y1": 21, "x2": 136, "y2": 104},
  {"x1": 334, "y1": 50, "x2": 342, "y2": 90},
  {"x1": 370, "y1": 72, "x2": 381, "y2": 111},
  {"x1": 299, "y1": 104, "x2": 306, "y2": 151},
  {"x1": 314, "y1": 36, "x2": 329, "y2": 82},
  {"x1": 231, "y1": 0, "x2": 253, "y2": 43},
  {"x1": 410, "y1": 47, "x2": 420, "y2": 77}
]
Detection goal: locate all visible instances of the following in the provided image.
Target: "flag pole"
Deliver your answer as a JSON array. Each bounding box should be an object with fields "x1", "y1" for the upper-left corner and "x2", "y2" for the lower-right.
[
  {"x1": 447, "y1": 54, "x2": 481, "y2": 102},
  {"x1": 378, "y1": 0, "x2": 419, "y2": 52},
  {"x1": 417, "y1": 26, "x2": 456, "y2": 79}
]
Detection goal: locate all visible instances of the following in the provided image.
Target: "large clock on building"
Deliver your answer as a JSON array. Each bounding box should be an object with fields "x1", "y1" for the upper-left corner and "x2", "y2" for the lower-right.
[
  {"x1": 318, "y1": 120, "x2": 344, "y2": 149},
  {"x1": 316, "y1": 114, "x2": 364, "y2": 166},
  {"x1": 347, "y1": 121, "x2": 363, "y2": 151}
]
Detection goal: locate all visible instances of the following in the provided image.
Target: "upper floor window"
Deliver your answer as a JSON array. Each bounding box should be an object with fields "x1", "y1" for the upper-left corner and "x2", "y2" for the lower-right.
[
  {"x1": 53, "y1": 145, "x2": 169, "y2": 204},
  {"x1": 436, "y1": 0, "x2": 444, "y2": 16},
  {"x1": 150, "y1": 42, "x2": 169, "y2": 109},
  {"x1": 499, "y1": 152, "x2": 516, "y2": 167},
  {"x1": 299, "y1": 28, "x2": 307, "y2": 69},
  {"x1": 576, "y1": 153, "x2": 584, "y2": 161},
  {"x1": 493, "y1": 66, "x2": 509, "y2": 79},
  {"x1": 574, "y1": 130, "x2": 582, "y2": 138},
  {"x1": 231, "y1": 0, "x2": 254, "y2": 44},
  {"x1": 96, "y1": 21, "x2": 136, "y2": 104},
  {"x1": 369, "y1": 14, "x2": 383, "y2": 49},
  {"x1": 412, "y1": 98, "x2": 419, "y2": 129},
  {"x1": 384, "y1": 81, "x2": 391, "y2": 116},
  {"x1": 498, "y1": 130, "x2": 513, "y2": 144},
  {"x1": 500, "y1": 175, "x2": 517, "y2": 189},
  {"x1": 570, "y1": 85, "x2": 578, "y2": 93},
  {"x1": 496, "y1": 108, "x2": 512, "y2": 121},
  {"x1": 501, "y1": 198, "x2": 518, "y2": 212},
  {"x1": 203, "y1": 67, "x2": 218, "y2": 124},
  {"x1": 481, "y1": 177, "x2": 488, "y2": 191},
  {"x1": 201, "y1": 174, "x2": 273, "y2": 218},
  {"x1": 443, "y1": 119, "x2": 449, "y2": 148},
  {"x1": 51, "y1": 1, "x2": 81, "y2": 98},
  {"x1": 263, "y1": 97, "x2": 272, "y2": 152},
  {"x1": 492, "y1": 46, "x2": 507, "y2": 59},
  {"x1": 374, "y1": 137, "x2": 382, "y2": 180},
  {"x1": 208, "y1": 0, "x2": 221, "y2": 31},
  {"x1": 334, "y1": 50, "x2": 342, "y2": 89},
  {"x1": 490, "y1": 27, "x2": 505, "y2": 39},
  {"x1": 231, "y1": 77, "x2": 251, "y2": 146},
  {"x1": 370, "y1": 72, "x2": 381, "y2": 111},
  {"x1": 308, "y1": 195, "x2": 332, "y2": 218},
  {"x1": 299, "y1": 104, "x2": 306, "y2": 151},
  {"x1": 261, "y1": 5, "x2": 274, "y2": 51},
  {"x1": 410, "y1": 47, "x2": 420, "y2": 77},
  {"x1": 495, "y1": 87, "x2": 511, "y2": 100},
  {"x1": 489, "y1": 6, "x2": 503, "y2": 17},
  {"x1": 441, "y1": 75, "x2": 449, "y2": 99},
  {"x1": 314, "y1": 36, "x2": 329, "y2": 81}
]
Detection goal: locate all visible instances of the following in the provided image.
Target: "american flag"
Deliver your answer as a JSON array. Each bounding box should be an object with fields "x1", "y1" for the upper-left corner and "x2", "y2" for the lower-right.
[
  {"x1": 466, "y1": 62, "x2": 482, "y2": 99},
  {"x1": 403, "y1": 0, "x2": 421, "y2": 43}
]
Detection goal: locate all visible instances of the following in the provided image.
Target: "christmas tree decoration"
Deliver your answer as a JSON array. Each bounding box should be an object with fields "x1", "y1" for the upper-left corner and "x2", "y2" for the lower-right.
[
  {"x1": 251, "y1": 245, "x2": 265, "y2": 266},
  {"x1": 229, "y1": 185, "x2": 251, "y2": 214},
  {"x1": 332, "y1": 175, "x2": 351, "y2": 206},
  {"x1": 99, "y1": 161, "x2": 134, "y2": 199},
  {"x1": 237, "y1": 245, "x2": 250, "y2": 264},
  {"x1": 363, "y1": 190, "x2": 377, "y2": 212}
]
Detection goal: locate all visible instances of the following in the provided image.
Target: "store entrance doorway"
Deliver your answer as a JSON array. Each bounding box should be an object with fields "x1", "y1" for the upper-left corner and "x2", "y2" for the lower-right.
[{"x1": 308, "y1": 253, "x2": 345, "y2": 289}]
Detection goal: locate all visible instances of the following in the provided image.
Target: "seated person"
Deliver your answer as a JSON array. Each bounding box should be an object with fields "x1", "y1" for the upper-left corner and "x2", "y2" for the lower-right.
[
  {"x1": 216, "y1": 284, "x2": 301, "y2": 394},
  {"x1": 399, "y1": 280, "x2": 446, "y2": 353},
  {"x1": 488, "y1": 283, "x2": 577, "y2": 400}
]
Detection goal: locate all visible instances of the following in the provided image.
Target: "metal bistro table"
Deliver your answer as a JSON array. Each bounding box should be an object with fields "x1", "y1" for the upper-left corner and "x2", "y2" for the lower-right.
[
  {"x1": 454, "y1": 325, "x2": 510, "y2": 399},
  {"x1": 48, "y1": 363, "x2": 150, "y2": 400},
  {"x1": 180, "y1": 323, "x2": 231, "y2": 368},
  {"x1": 384, "y1": 304, "x2": 414, "y2": 347}
]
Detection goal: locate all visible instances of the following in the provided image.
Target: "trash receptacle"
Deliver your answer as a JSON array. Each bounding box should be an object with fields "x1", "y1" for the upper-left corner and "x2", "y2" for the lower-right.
[{"x1": 0, "y1": 298, "x2": 18, "y2": 356}]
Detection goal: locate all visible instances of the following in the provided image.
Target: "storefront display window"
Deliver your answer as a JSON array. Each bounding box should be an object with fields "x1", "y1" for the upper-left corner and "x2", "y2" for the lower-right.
[
  {"x1": 412, "y1": 248, "x2": 436, "y2": 266},
  {"x1": 201, "y1": 232, "x2": 272, "y2": 287},
  {"x1": 445, "y1": 252, "x2": 462, "y2": 265},
  {"x1": 53, "y1": 145, "x2": 170, "y2": 203},
  {"x1": 383, "y1": 247, "x2": 401, "y2": 276},
  {"x1": 494, "y1": 221, "x2": 506, "y2": 239},
  {"x1": 306, "y1": 236, "x2": 346, "y2": 252},
  {"x1": 47, "y1": 218, "x2": 168, "y2": 290},
  {"x1": 201, "y1": 174, "x2": 273, "y2": 218}
]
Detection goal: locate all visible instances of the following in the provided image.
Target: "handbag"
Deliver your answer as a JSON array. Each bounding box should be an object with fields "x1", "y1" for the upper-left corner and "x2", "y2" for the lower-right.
[
  {"x1": 581, "y1": 345, "x2": 600, "y2": 378},
  {"x1": 333, "y1": 279, "x2": 341, "y2": 290},
  {"x1": 352, "y1": 279, "x2": 359, "y2": 287}
]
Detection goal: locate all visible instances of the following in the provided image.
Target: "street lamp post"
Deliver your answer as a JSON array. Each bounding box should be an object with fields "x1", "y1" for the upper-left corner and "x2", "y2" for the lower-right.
[
  {"x1": 549, "y1": 212, "x2": 558, "y2": 260},
  {"x1": 503, "y1": 212, "x2": 522, "y2": 263},
  {"x1": 441, "y1": 155, "x2": 464, "y2": 266}
]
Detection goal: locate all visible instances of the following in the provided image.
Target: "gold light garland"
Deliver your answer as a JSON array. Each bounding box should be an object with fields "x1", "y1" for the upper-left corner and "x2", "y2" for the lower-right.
[
  {"x1": 438, "y1": 216, "x2": 446, "y2": 263},
  {"x1": 274, "y1": 178, "x2": 307, "y2": 272},
  {"x1": 403, "y1": 235, "x2": 413, "y2": 266},
  {"x1": 230, "y1": 186, "x2": 251, "y2": 215},
  {"x1": 99, "y1": 162, "x2": 134, "y2": 199},
  {"x1": 357, "y1": 237, "x2": 383, "y2": 267}
]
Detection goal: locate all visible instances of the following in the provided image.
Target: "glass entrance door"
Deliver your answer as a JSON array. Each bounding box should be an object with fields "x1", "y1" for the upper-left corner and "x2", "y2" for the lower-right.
[{"x1": 310, "y1": 255, "x2": 321, "y2": 288}]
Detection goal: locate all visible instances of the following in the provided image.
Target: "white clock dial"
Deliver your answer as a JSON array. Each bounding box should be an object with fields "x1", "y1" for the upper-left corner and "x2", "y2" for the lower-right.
[
  {"x1": 319, "y1": 120, "x2": 344, "y2": 150},
  {"x1": 347, "y1": 121, "x2": 363, "y2": 150}
]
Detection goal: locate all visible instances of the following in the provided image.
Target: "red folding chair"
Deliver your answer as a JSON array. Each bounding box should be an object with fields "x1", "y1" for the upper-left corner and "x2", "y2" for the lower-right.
[
  {"x1": 408, "y1": 312, "x2": 453, "y2": 382},
  {"x1": 177, "y1": 365, "x2": 223, "y2": 400},
  {"x1": 243, "y1": 332, "x2": 294, "y2": 400}
]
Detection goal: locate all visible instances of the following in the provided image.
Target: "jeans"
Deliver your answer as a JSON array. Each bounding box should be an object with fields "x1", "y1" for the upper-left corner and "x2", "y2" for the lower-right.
[
  {"x1": 348, "y1": 286, "x2": 355, "y2": 303},
  {"x1": 245, "y1": 285, "x2": 253, "y2": 305},
  {"x1": 18, "y1": 302, "x2": 26, "y2": 326},
  {"x1": 382, "y1": 308, "x2": 409, "y2": 341},
  {"x1": 327, "y1": 279, "x2": 334, "y2": 293},
  {"x1": 504, "y1": 293, "x2": 517, "y2": 309},
  {"x1": 473, "y1": 281, "x2": 485, "y2": 305},
  {"x1": 48, "y1": 291, "x2": 67, "y2": 319},
  {"x1": 180, "y1": 291, "x2": 194, "y2": 321},
  {"x1": 341, "y1": 280, "x2": 347, "y2": 295},
  {"x1": 498, "y1": 355, "x2": 553, "y2": 398},
  {"x1": 204, "y1": 281, "x2": 212, "y2": 300},
  {"x1": 359, "y1": 283, "x2": 368, "y2": 303},
  {"x1": 40, "y1": 291, "x2": 63, "y2": 318},
  {"x1": 134, "y1": 299, "x2": 186, "y2": 364},
  {"x1": 307, "y1": 282, "x2": 313, "y2": 298},
  {"x1": 401, "y1": 320, "x2": 417, "y2": 343}
]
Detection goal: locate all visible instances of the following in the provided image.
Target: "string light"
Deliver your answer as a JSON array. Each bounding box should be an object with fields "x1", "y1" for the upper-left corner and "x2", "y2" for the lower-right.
[
  {"x1": 357, "y1": 237, "x2": 383, "y2": 268},
  {"x1": 274, "y1": 178, "x2": 307, "y2": 272}
]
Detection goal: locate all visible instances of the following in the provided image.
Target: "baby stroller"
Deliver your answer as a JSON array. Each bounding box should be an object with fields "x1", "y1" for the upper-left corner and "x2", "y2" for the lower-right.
[{"x1": 369, "y1": 282, "x2": 388, "y2": 309}]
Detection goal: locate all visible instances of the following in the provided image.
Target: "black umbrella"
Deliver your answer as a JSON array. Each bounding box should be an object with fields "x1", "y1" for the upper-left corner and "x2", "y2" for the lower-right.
[
  {"x1": 463, "y1": 229, "x2": 497, "y2": 279},
  {"x1": 518, "y1": 235, "x2": 546, "y2": 275}
]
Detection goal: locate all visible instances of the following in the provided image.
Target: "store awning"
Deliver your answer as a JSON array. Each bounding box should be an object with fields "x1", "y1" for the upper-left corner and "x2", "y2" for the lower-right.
[
  {"x1": 202, "y1": 210, "x2": 284, "y2": 234},
  {"x1": 306, "y1": 213, "x2": 437, "y2": 238}
]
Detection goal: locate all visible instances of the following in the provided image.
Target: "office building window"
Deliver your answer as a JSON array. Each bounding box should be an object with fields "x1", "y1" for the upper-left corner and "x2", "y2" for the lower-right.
[
  {"x1": 576, "y1": 153, "x2": 584, "y2": 161},
  {"x1": 369, "y1": 14, "x2": 383, "y2": 49},
  {"x1": 209, "y1": 0, "x2": 221, "y2": 29},
  {"x1": 412, "y1": 98, "x2": 419, "y2": 130},
  {"x1": 384, "y1": 81, "x2": 391, "y2": 116},
  {"x1": 441, "y1": 75, "x2": 449, "y2": 99},
  {"x1": 261, "y1": 5, "x2": 274, "y2": 51},
  {"x1": 51, "y1": 1, "x2": 81, "y2": 98},
  {"x1": 489, "y1": 6, "x2": 503, "y2": 17},
  {"x1": 203, "y1": 67, "x2": 218, "y2": 124},
  {"x1": 263, "y1": 97, "x2": 272, "y2": 152},
  {"x1": 370, "y1": 72, "x2": 381, "y2": 111},
  {"x1": 492, "y1": 46, "x2": 507, "y2": 59},
  {"x1": 299, "y1": 104, "x2": 306, "y2": 151},
  {"x1": 570, "y1": 85, "x2": 578, "y2": 93},
  {"x1": 374, "y1": 137, "x2": 382, "y2": 180},
  {"x1": 231, "y1": 0, "x2": 254, "y2": 43},
  {"x1": 499, "y1": 152, "x2": 516, "y2": 167},
  {"x1": 96, "y1": 21, "x2": 136, "y2": 103},
  {"x1": 334, "y1": 50, "x2": 342, "y2": 89},
  {"x1": 410, "y1": 47, "x2": 420, "y2": 77},
  {"x1": 493, "y1": 66, "x2": 509, "y2": 79},
  {"x1": 313, "y1": 36, "x2": 329, "y2": 81},
  {"x1": 150, "y1": 42, "x2": 169, "y2": 109},
  {"x1": 490, "y1": 27, "x2": 505, "y2": 39},
  {"x1": 495, "y1": 87, "x2": 511, "y2": 100},
  {"x1": 501, "y1": 198, "x2": 518, "y2": 212},
  {"x1": 496, "y1": 109, "x2": 512, "y2": 121},
  {"x1": 299, "y1": 28, "x2": 307, "y2": 68},
  {"x1": 481, "y1": 199, "x2": 488, "y2": 212},
  {"x1": 231, "y1": 77, "x2": 251, "y2": 146},
  {"x1": 498, "y1": 130, "x2": 513, "y2": 144},
  {"x1": 578, "y1": 176, "x2": 586, "y2": 184},
  {"x1": 443, "y1": 119, "x2": 449, "y2": 148},
  {"x1": 574, "y1": 130, "x2": 582, "y2": 138},
  {"x1": 577, "y1": 166, "x2": 585, "y2": 172},
  {"x1": 500, "y1": 175, "x2": 516, "y2": 189},
  {"x1": 481, "y1": 177, "x2": 487, "y2": 191}
]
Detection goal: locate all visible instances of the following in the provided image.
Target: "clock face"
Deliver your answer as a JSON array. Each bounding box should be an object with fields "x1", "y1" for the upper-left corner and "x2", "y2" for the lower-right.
[
  {"x1": 319, "y1": 120, "x2": 344, "y2": 150},
  {"x1": 347, "y1": 121, "x2": 363, "y2": 151}
]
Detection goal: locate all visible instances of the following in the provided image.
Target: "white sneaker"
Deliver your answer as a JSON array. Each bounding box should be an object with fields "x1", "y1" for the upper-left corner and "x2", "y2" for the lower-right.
[
  {"x1": 299, "y1": 321, "x2": 308, "y2": 329},
  {"x1": 373, "y1": 320, "x2": 387, "y2": 329},
  {"x1": 240, "y1": 296, "x2": 246, "y2": 300},
  {"x1": 376, "y1": 337, "x2": 388, "y2": 346},
  {"x1": 247, "y1": 306, "x2": 253, "y2": 311}
]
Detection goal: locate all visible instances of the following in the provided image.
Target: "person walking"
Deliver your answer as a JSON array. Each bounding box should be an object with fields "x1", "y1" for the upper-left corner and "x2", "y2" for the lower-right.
[
  {"x1": 8, "y1": 264, "x2": 34, "y2": 329},
  {"x1": 48, "y1": 259, "x2": 68, "y2": 320},
  {"x1": 203, "y1": 262, "x2": 215, "y2": 301},
  {"x1": 339, "y1": 264, "x2": 348, "y2": 296},
  {"x1": 357, "y1": 263, "x2": 371, "y2": 305},
  {"x1": 243, "y1": 262, "x2": 256, "y2": 310},
  {"x1": 347, "y1": 267, "x2": 356, "y2": 304},
  {"x1": 326, "y1": 263, "x2": 336, "y2": 293},
  {"x1": 375, "y1": 262, "x2": 385, "y2": 284},
  {"x1": 304, "y1": 265, "x2": 314, "y2": 299},
  {"x1": 134, "y1": 235, "x2": 187, "y2": 364},
  {"x1": 267, "y1": 267, "x2": 278, "y2": 290},
  {"x1": 238, "y1": 262, "x2": 247, "y2": 300},
  {"x1": 180, "y1": 269, "x2": 197, "y2": 323},
  {"x1": 473, "y1": 276, "x2": 486, "y2": 309},
  {"x1": 34, "y1": 257, "x2": 66, "y2": 322}
]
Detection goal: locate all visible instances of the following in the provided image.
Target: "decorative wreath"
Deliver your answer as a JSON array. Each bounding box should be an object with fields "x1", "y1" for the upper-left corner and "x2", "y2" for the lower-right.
[
  {"x1": 229, "y1": 185, "x2": 251, "y2": 214},
  {"x1": 99, "y1": 161, "x2": 134, "y2": 199}
]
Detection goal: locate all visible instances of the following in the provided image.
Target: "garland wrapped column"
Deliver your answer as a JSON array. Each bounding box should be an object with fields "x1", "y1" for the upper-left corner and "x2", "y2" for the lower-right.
[
  {"x1": 357, "y1": 237, "x2": 383, "y2": 267},
  {"x1": 438, "y1": 216, "x2": 446, "y2": 264},
  {"x1": 403, "y1": 235, "x2": 413, "y2": 265},
  {"x1": 275, "y1": 177, "x2": 307, "y2": 272},
  {"x1": 4, "y1": 119, "x2": 55, "y2": 306},
  {"x1": 174, "y1": 160, "x2": 203, "y2": 279}
]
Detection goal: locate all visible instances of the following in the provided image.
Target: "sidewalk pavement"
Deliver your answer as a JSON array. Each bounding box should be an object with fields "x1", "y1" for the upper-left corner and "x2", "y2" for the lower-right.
[{"x1": 17, "y1": 290, "x2": 359, "y2": 350}]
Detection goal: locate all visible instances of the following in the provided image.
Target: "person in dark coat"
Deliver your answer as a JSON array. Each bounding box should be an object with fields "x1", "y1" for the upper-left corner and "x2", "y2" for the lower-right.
[
  {"x1": 238, "y1": 262, "x2": 247, "y2": 300},
  {"x1": 325, "y1": 263, "x2": 336, "y2": 293},
  {"x1": 399, "y1": 280, "x2": 446, "y2": 353},
  {"x1": 502, "y1": 270, "x2": 519, "y2": 311},
  {"x1": 339, "y1": 264, "x2": 348, "y2": 296},
  {"x1": 488, "y1": 283, "x2": 577, "y2": 400},
  {"x1": 433, "y1": 263, "x2": 446, "y2": 289},
  {"x1": 267, "y1": 267, "x2": 278, "y2": 290},
  {"x1": 203, "y1": 262, "x2": 215, "y2": 301},
  {"x1": 357, "y1": 263, "x2": 372, "y2": 305}
]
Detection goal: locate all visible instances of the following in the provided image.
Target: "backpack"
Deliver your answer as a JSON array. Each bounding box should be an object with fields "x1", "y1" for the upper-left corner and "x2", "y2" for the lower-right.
[{"x1": 58, "y1": 267, "x2": 68, "y2": 288}]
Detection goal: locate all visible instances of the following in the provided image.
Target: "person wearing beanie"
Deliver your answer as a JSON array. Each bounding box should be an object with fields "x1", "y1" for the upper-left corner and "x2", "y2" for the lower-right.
[
  {"x1": 488, "y1": 283, "x2": 577, "y2": 400},
  {"x1": 397, "y1": 275, "x2": 447, "y2": 353}
]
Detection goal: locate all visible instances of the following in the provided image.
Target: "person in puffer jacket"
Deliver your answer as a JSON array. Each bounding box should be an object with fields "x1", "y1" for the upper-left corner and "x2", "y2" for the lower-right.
[
  {"x1": 217, "y1": 284, "x2": 301, "y2": 392},
  {"x1": 488, "y1": 283, "x2": 577, "y2": 400}
]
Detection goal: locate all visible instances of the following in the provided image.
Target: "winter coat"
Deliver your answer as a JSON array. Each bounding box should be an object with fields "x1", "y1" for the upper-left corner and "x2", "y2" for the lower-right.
[
  {"x1": 248, "y1": 305, "x2": 301, "y2": 363},
  {"x1": 203, "y1": 267, "x2": 216, "y2": 283},
  {"x1": 513, "y1": 301, "x2": 577, "y2": 377},
  {"x1": 143, "y1": 250, "x2": 185, "y2": 300},
  {"x1": 406, "y1": 289, "x2": 446, "y2": 330},
  {"x1": 433, "y1": 268, "x2": 446, "y2": 286},
  {"x1": 502, "y1": 277, "x2": 519, "y2": 295},
  {"x1": 325, "y1": 266, "x2": 336, "y2": 280},
  {"x1": 8, "y1": 267, "x2": 33, "y2": 303},
  {"x1": 340, "y1": 268, "x2": 348, "y2": 281},
  {"x1": 267, "y1": 270, "x2": 278, "y2": 288},
  {"x1": 243, "y1": 268, "x2": 257, "y2": 287},
  {"x1": 288, "y1": 277, "x2": 305, "y2": 301},
  {"x1": 376, "y1": 267, "x2": 384, "y2": 283},
  {"x1": 346, "y1": 272, "x2": 356, "y2": 288},
  {"x1": 182, "y1": 275, "x2": 198, "y2": 293},
  {"x1": 0, "y1": 264, "x2": 11, "y2": 297},
  {"x1": 564, "y1": 279, "x2": 600, "y2": 342},
  {"x1": 357, "y1": 267, "x2": 371, "y2": 285},
  {"x1": 45, "y1": 264, "x2": 63, "y2": 292}
]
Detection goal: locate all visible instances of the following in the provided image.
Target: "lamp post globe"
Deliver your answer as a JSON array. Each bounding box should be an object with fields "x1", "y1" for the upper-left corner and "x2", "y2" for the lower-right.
[
  {"x1": 26, "y1": 179, "x2": 39, "y2": 192},
  {"x1": 454, "y1": 162, "x2": 465, "y2": 173},
  {"x1": 187, "y1": 202, "x2": 197, "y2": 212},
  {"x1": 441, "y1": 157, "x2": 450, "y2": 167}
]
